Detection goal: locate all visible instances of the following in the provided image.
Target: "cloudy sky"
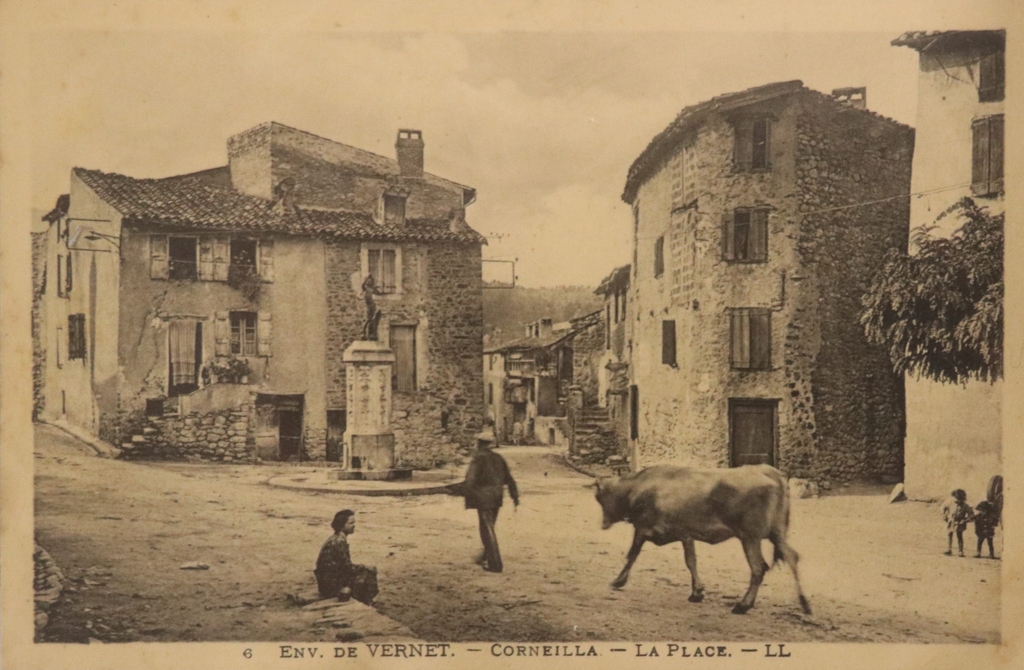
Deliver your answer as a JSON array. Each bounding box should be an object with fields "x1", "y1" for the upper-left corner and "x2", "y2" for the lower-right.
[{"x1": 30, "y1": 30, "x2": 921, "y2": 286}]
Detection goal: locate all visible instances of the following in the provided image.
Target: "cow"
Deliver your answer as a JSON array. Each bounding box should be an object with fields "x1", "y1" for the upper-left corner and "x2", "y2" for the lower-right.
[{"x1": 592, "y1": 463, "x2": 810, "y2": 615}]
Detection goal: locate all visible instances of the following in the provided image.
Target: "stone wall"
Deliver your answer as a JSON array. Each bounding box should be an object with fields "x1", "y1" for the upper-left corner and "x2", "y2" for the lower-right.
[
  {"x1": 325, "y1": 239, "x2": 484, "y2": 468},
  {"x1": 795, "y1": 93, "x2": 913, "y2": 484},
  {"x1": 117, "y1": 403, "x2": 256, "y2": 462},
  {"x1": 627, "y1": 89, "x2": 912, "y2": 483},
  {"x1": 572, "y1": 319, "x2": 606, "y2": 406},
  {"x1": 32, "y1": 231, "x2": 48, "y2": 420}
]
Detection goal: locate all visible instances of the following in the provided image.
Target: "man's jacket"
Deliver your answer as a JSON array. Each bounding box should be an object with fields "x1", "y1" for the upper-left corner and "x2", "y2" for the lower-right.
[{"x1": 462, "y1": 448, "x2": 519, "y2": 510}]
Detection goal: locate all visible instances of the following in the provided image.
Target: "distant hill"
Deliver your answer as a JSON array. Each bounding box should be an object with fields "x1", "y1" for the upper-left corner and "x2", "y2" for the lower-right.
[{"x1": 483, "y1": 284, "x2": 603, "y2": 348}]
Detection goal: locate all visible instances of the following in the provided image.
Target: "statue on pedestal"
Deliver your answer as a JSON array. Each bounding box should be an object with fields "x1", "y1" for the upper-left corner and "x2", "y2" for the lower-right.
[{"x1": 362, "y1": 273, "x2": 384, "y2": 341}]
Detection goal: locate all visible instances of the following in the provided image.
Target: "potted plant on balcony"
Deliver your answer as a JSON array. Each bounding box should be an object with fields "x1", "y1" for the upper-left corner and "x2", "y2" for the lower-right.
[{"x1": 204, "y1": 357, "x2": 254, "y2": 385}]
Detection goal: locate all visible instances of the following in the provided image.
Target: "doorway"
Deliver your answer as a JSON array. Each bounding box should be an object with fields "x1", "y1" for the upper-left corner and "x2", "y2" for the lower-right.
[
  {"x1": 254, "y1": 394, "x2": 305, "y2": 461},
  {"x1": 168, "y1": 320, "x2": 202, "y2": 398},
  {"x1": 729, "y1": 398, "x2": 777, "y2": 467}
]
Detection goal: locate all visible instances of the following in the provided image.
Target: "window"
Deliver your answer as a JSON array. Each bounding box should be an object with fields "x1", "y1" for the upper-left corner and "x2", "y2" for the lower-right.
[
  {"x1": 606, "y1": 305, "x2": 612, "y2": 349},
  {"x1": 629, "y1": 385, "x2": 639, "y2": 440},
  {"x1": 723, "y1": 208, "x2": 768, "y2": 262},
  {"x1": 488, "y1": 355, "x2": 494, "y2": 371},
  {"x1": 972, "y1": 115, "x2": 1004, "y2": 198},
  {"x1": 168, "y1": 236, "x2": 198, "y2": 281},
  {"x1": 67, "y1": 314, "x2": 86, "y2": 360},
  {"x1": 662, "y1": 320, "x2": 677, "y2": 366},
  {"x1": 730, "y1": 309, "x2": 771, "y2": 370},
  {"x1": 734, "y1": 117, "x2": 771, "y2": 171},
  {"x1": 654, "y1": 236, "x2": 665, "y2": 278},
  {"x1": 367, "y1": 248, "x2": 398, "y2": 294},
  {"x1": 230, "y1": 238, "x2": 257, "y2": 270},
  {"x1": 488, "y1": 383, "x2": 494, "y2": 405},
  {"x1": 230, "y1": 311, "x2": 258, "y2": 356},
  {"x1": 65, "y1": 253, "x2": 73, "y2": 295},
  {"x1": 979, "y1": 51, "x2": 1005, "y2": 102},
  {"x1": 56, "y1": 255, "x2": 65, "y2": 297},
  {"x1": 383, "y1": 194, "x2": 407, "y2": 226}
]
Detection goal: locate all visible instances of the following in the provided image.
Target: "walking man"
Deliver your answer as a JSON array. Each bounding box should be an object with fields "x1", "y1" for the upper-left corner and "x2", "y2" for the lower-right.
[{"x1": 462, "y1": 421, "x2": 519, "y2": 573}]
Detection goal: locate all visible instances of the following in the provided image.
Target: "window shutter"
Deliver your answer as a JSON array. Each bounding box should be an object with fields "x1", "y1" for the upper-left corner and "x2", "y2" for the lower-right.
[
  {"x1": 258, "y1": 238, "x2": 275, "y2": 282},
  {"x1": 762, "y1": 119, "x2": 772, "y2": 169},
  {"x1": 57, "y1": 255, "x2": 64, "y2": 296},
  {"x1": 979, "y1": 51, "x2": 1005, "y2": 102},
  {"x1": 198, "y1": 236, "x2": 215, "y2": 280},
  {"x1": 150, "y1": 235, "x2": 169, "y2": 280},
  {"x1": 734, "y1": 120, "x2": 753, "y2": 171},
  {"x1": 66, "y1": 252, "x2": 73, "y2": 294},
  {"x1": 750, "y1": 209, "x2": 768, "y2": 261},
  {"x1": 722, "y1": 211, "x2": 735, "y2": 260},
  {"x1": 662, "y1": 320, "x2": 676, "y2": 366},
  {"x1": 258, "y1": 311, "x2": 272, "y2": 356},
  {"x1": 213, "y1": 237, "x2": 230, "y2": 281},
  {"x1": 214, "y1": 311, "x2": 230, "y2": 356},
  {"x1": 989, "y1": 115, "x2": 1004, "y2": 195},
  {"x1": 972, "y1": 118, "x2": 990, "y2": 196},
  {"x1": 750, "y1": 311, "x2": 772, "y2": 369},
  {"x1": 730, "y1": 310, "x2": 750, "y2": 368}
]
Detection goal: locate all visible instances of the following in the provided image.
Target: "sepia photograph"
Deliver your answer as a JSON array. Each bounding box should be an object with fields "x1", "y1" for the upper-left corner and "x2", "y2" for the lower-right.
[{"x1": 1, "y1": 1, "x2": 1019, "y2": 669}]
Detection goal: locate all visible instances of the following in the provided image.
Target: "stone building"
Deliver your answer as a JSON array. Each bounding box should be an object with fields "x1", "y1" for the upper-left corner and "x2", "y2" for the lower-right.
[
  {"x1": 594, "y1": 264, "x2": 632, "y2": 456},
  {"x1": 483, "y1": 312, "x2": 603, "y2": 446},
  {"x1": 892, "y1": 31, "x2": 1004, "y2": 500},
  {"x1": 622, "y1": 80, "x2": 914, "y2": 484},
  {"x1": 36, "y1": 122, "x2": 485, "y2": 467}
]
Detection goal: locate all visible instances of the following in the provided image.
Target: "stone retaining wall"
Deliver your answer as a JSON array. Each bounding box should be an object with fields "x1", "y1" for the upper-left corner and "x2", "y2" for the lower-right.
[{"x1": 117, "y1": 404, "x2": 256, "y2": 462}]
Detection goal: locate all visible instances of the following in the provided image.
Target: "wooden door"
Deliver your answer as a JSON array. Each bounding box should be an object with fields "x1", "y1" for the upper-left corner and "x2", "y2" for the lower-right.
[
  {"x1": 278, "y1": 410, "x2": 303, "y2": 461},
  {"x1": 390, "y1": 325, "x2": 416, "y2": 392},
  {"x1": 729, "y1": 399, "x2": 777, "y2": 467}
]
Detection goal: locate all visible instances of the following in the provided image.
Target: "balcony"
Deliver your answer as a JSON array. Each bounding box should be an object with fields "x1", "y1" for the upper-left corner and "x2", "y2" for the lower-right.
[{"x1": 506, "y1": 359, "x2": 536, "y2": 377}]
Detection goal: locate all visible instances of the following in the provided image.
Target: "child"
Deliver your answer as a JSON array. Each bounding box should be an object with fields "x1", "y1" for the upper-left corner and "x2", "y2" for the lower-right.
[
  {"x1": 941, "y1": 489, "x2": 974, "y2": 556},
  {"x1": 973, "y1": 500, "x2": 998, "y2": 559}
]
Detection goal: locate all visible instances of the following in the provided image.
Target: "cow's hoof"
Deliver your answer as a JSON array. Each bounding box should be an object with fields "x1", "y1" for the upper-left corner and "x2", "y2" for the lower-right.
[
  {"x1": 688, "y1": 593, "x2": 704, "y2": 603},
  {"x1": 799, "y1": 596, "x2": 812, "y2": 615},
  {"x1": 731, "y1": 603, "x2": 751, "y2": 615}
]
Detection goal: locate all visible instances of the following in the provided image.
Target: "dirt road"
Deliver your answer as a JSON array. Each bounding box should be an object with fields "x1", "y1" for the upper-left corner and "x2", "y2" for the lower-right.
[{"x1": 34, "y1": 424, "x2": 999, "y2": 643}]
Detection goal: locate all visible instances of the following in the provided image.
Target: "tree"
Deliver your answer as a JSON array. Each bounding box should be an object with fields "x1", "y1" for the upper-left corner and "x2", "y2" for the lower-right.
[{"x1": 861, "y1": 198, "x2": 1003, "y2": 384}]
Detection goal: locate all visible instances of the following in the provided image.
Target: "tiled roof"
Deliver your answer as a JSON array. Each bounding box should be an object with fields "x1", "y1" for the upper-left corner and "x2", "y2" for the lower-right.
[
  {"x1": 621, "y1": 80, "x2": 913, "y2": 204},
  {"x1": 595, "y1": 264, "x2": 630, "y2": 295},
  {"x1": 73, "y1": 167, "x2": 486, "y2": 244},
  {"x1": 892, "y1": 30, "x2": 1005, "y2": 52},
  {"x1": 485, "y1": 310, "x2": 602, "y2": 354}
]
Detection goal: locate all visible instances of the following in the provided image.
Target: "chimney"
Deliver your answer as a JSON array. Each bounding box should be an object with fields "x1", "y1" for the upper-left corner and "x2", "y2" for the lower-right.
[
  {"x1": 396, "y1": 129, "x2": 424, "y2": 178},
  {"x1": 539, "y1": 318, "x2": 554, "y2": 339},
  {"x1": 831, "y1": 87, "x2": 867, "y2": 110}
]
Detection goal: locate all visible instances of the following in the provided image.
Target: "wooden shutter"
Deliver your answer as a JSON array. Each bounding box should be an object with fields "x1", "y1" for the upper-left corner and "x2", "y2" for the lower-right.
[
  {"x1": 989, "y1": 115, "x2": 1004, "y2": 195},
  {"x1": 212, "y1": 237, "x2": 230, "y2": 281},
  {"x1": 972, "y1": 118, "x2": 991, "y2": 196},
  {"x1": 214, "y1": 311, "x2": 230, "y2": 356},
  {"x1": 661, "y1": 320, "x2": 676, "y2": 366},
  {"x1": 730, "y1": 310, "x2": 750, "y2": 368},
  {"x1": 979, "y1": 51, "x2": 1005, "y2": 102},
  {"x1": 56, "y1": 255, "x2": 64, "y2": 297},
  {"x1": 198, "y1": 236, "x2": 215, "y2": 280},
  {"x1": 258, "y1": 238, "x2": 275, "y2": 282},
  {"x1": 721, "y1": 210, "x2": 735, "y2": 260},
  {"x1": 150, "y1": 235, "x2": 169, "y2": 280},
  {"x1": 750, "y1": 310, "x2": 772, "y2": 369},
  {"x1": 733, "y1": 119, "x2": 753, "y2": 171},
  {"x1": 257, "y1": 311, "x2": 272, "y2": 356},
  {"x1": 750, "y1": 209, "x2": 768, "y2": 261},
  {"x1": 654, "y1": 237, "x2": 664, "y2": 277}
]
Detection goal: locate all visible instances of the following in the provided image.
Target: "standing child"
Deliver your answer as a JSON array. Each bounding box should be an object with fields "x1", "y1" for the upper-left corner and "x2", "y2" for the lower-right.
[
  {"x1": 941, "y1": 489, "x2": 974, "y2": 556},
  {"x1": 973, "y1": 500, "x2": 998, "y2": 559}
]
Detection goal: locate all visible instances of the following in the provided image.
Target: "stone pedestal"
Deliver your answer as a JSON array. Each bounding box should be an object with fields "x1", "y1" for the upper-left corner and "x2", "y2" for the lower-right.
[{"x1": 334, "y1": 340, "x2": 410, "y2": 480}]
